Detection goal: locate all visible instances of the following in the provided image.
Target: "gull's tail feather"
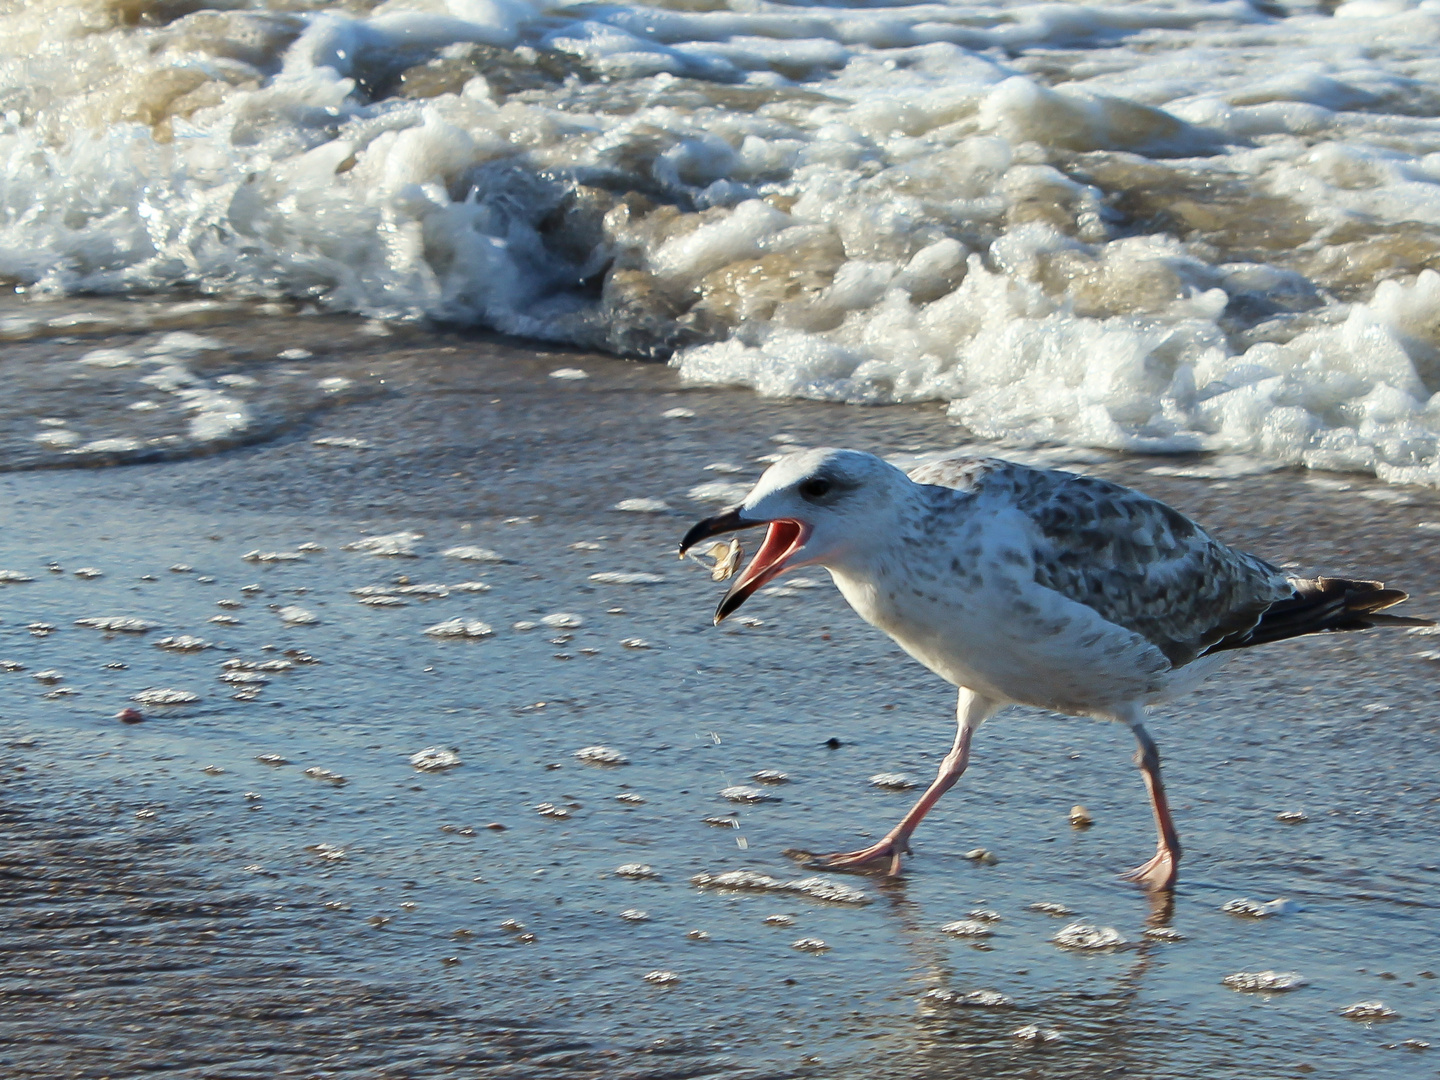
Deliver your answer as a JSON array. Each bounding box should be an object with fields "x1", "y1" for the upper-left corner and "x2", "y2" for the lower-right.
[{"x1": 1207, "y1": 577, "x2": 1434, "y2": 655}]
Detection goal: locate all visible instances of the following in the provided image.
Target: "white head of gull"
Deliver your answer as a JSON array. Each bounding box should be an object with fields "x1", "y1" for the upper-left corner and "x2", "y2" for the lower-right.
[{"x1": 680, "y1": 448, "x2": 1433, "y2": 891}]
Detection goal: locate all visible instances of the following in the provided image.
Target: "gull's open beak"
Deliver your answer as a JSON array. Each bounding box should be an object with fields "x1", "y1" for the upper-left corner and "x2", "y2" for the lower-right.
[
  {"x1": 679, "y1": 507, "x2": 761, "y2": 556},
  {"x1": 679, "y1": 508, "x2": 812, "y2": 625}
]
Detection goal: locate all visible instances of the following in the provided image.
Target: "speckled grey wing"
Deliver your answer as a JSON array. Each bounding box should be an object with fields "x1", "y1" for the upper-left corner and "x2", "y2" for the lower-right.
[
  {"x1": 908, "y1": 456, "x2": 1293, "y2": 668},
  {"x1": 1019, "y1": 471, "x2": 1294, "y2": 667},
  {"x1": 906, "y1": 455, "x2": 1010, "y2": 493}
]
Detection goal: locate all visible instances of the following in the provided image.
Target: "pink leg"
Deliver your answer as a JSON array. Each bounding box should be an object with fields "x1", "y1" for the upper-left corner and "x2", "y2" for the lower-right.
[
  {"x1": 1121, "y1": 722, "x2": 1182, "y2": 892},
  {"x1": 824, "y1": 689, "x2": 1000, "y2": 877}
]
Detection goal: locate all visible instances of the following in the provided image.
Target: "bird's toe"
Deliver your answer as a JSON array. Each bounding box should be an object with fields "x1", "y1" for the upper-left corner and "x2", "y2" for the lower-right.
[
  {"x1": 1121, "y1": 850, "x2": 1178, "y2": 892},
  {"x1": 821, "y1": 839, "x2": 904, "y2": 874}
]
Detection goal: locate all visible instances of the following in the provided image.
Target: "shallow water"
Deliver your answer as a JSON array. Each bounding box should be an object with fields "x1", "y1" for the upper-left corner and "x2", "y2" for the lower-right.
[
  {"x1": 9, "y1": 0, "x2": 1440, "y2": 480},
  {"x1": 1, "y1": 307, "x2": 1437, "y2": 1077}
]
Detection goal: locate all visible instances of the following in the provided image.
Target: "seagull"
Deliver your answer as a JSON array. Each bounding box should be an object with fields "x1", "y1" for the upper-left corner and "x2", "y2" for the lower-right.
[{"x1": 679, "y1": 448, "x2": 1432, "y2": 891}]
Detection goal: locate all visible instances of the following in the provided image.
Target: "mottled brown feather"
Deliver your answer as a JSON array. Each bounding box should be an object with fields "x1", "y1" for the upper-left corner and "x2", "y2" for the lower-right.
[{"x1": 908, "y1": 456, "x2": 1295, "y2": 667}]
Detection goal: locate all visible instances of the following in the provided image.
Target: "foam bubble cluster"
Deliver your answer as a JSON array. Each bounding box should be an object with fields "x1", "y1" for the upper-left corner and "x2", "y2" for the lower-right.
[
  {"x1": 1051, "y1": 923, "x2": 1127, "y2": 949},
  {"x1": 1223, "y1": 971, "x2": 1308, "y2": 993}
]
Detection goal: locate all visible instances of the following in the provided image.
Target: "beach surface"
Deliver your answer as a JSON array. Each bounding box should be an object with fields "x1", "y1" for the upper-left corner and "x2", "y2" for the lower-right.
[{"x1": 1, "y1": 303, "x2": 1439, "y2": 1078}]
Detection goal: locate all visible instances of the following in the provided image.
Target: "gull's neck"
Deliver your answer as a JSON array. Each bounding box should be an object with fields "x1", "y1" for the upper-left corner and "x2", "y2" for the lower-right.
[{"x1": 823, "y1": 480, "x2": 958, "y2": 599}]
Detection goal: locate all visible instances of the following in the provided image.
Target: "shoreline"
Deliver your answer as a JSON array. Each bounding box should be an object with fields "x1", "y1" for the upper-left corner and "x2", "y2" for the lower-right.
[{"x1": 1, "y1": 309, "x2": 1437, "y2": 1078}]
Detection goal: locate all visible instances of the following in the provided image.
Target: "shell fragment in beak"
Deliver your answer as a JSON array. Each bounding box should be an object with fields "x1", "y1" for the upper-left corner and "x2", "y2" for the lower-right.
[{"x1": 684, "y1": 537, "x2": 743, "y2": 581}]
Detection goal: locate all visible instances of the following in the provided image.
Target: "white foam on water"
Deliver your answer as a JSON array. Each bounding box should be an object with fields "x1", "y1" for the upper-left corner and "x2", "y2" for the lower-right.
[
  {"x1": 132, "y1": 687, "x2": 202, "y2": 705},
  {"x1": 75, "y1": 616, "x2": 156, "y2": 632},
  {"x1": 615, "y1": 498, "x2": 671, "y2": 513},
  {"x1": 1052, "y1": 923, "x2": 1127, "y2": 949},
  {"x1": 244, "y1": 550, "x2": 306, "y2": 563},
  {"x1": 588, "y1": 571, "x2": 665, "y2": 584},
  {"x1": 1223, "y1": 970, "x2": 1308, "y2": 993},
  {"x1": 410, "y1": 746, "x2": 462, "y2": 770},
  {"x1": 443, "y1": 545, "x2": 507, "y2": 562},
  {"x1": 345, "y1": 531, "x2": 424, "y2": 556},
  {"x1": 718, "y1": 785, "x2": 777, "y2": 803},
  {"x1": 688, "y1": 481, "x2": 751, "y2": 503},
  {"x1": 1221, "y1": 896, "x2": 1300, "y2": 918},
  {"x1": 423, "y1": 616, "x2": 494, "y2": 637},
  {"x1": 614, "y1": 862, "x2": 659, "y2": 879},
  {"x1": 1012, "y1": 1024, "x2": 1063, "y2": 1042},
  {"x1": 8, "y1": 0, "x2": 1440, "y2": 482},
  {"x1": 574, "y1": 744, "x2": 630, "y2": 765},
  {"x1": 868, "y1": 772, "x2": 916, "y2": 790},
  {"x1": 689, "y1": 869, "x2": 868, "y2": 903},
  {"x1": 922, "y1": 988, "x2": 1014, "y2": 1008},
  {"x1": 939, "y1": 919, "x2": 993, "y2": 938},
  {"x1": 154, "y1": 635, "x2": 213, "y2": 652},
  {"x1": 1341, "y1": 1000, "x2": 1399, "y2": 1020}
]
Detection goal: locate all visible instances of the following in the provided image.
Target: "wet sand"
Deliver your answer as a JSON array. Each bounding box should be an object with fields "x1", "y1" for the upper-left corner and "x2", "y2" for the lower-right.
[{"x1": 1, "y1": 305, "x2": 1438, "y2": 1078}]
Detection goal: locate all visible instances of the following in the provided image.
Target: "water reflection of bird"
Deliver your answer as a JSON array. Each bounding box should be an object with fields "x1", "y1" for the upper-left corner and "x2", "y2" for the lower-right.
[{"x1": 680, "y1": 448, "x2": 1432, "y2": 891}]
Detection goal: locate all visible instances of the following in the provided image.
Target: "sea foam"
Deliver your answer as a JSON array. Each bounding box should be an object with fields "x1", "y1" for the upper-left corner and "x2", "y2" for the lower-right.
[{"x1": 5, "y1": 0, "x2": 1440, "y2": 482}]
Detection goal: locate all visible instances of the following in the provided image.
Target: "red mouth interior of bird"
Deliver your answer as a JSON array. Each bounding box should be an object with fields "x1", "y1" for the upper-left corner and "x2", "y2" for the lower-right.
[{"x1": 719, "y1": 519, "x2": 812, "y2": 618}]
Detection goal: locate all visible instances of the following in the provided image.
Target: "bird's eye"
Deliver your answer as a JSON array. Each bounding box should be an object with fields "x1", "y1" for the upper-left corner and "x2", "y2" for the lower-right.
[{"x1": 799, "y1": 477, "x2": 831, "y2": 500}]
